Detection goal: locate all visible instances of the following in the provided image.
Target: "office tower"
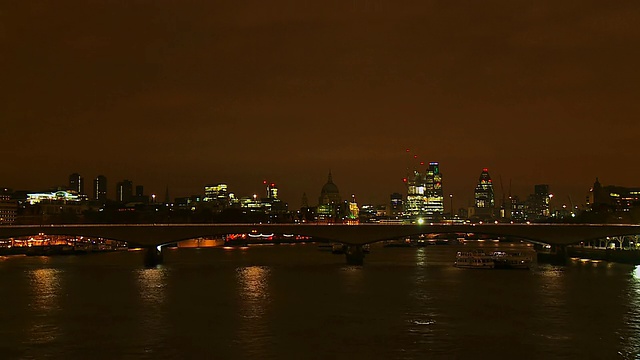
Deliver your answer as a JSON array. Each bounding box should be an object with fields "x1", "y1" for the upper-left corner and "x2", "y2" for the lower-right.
[
  {"x1": 527, "y1": 184, "x2": 550, "y2": 219},
  {"x1": 267, "y1": 183, "x2": 278, "y2": 199},
  {"x1": 404, "y1": 170, "x2": 426, "y2": 216},
  {"x1": 474, "y1": 168, "x2": 495, "y2": 219},
  {"x1": 93, "y1": 175, "x2": 107, "y2": 201},
  {"x1": 390, "y1": 192, "x2": 403, "y2": 216},
  {"x1": 425, "y1": 162, "x2": 444, "y2": 217},
  {"x1": 69, "y1": 173, "x2": 84, "y2": 194},
  {"x1": 116, "y1": 179, "x2": 133, "y2": 203}
]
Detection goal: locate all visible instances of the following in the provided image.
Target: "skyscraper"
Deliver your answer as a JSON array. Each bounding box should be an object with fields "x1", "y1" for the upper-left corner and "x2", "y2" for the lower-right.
[
  {"x1": 526, "y1": 184, "x2": 550, "y2": 220},
  {"x1": 404, "y1": 170, "x2": 426, "y2": 216},
  {"x1": 403, "y1": 162, "x2": 443, "y2": 220},
  {"x1": 267, "y1": 183, "x2": 278, "y2": 199},
  {"x1": 474, "y1": 168, "x2": 495, "y2": 219},
  {"x1": 424, "y1": 162, "x2": 444, "y2": 218},
  {"x1": 390, "y1": 192, "x2": 403, "y2": 216},
  {"x1": 93, "y1": 175, "x2": 107, "y2": 202},
  {"x1": 69, "y1": 173, "x2": 84, "y2": 194},
  {"x1": 116, "y1": 179, "x2": 133, "y2": 203}
]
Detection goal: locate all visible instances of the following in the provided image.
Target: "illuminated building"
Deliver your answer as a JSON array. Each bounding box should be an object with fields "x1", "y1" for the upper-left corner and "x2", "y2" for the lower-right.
[
  {"x1": 0, "y1": 189, "x2": 16, "y2": 224},
  {"x1": 474, "y1": 168, "x2": 495, "y2": 219},
  {"x1": 424, "y1": 162, "x2": 444, "y2": 218},
  {"x1": 359, "y1": 204, "x2": 377, "y2": 222},
  {"x1": 69, "y1": 173, "x2": 84, "y2": 194},
  {"x1": 404, "y1": 170, "x2": 426, "y2": 216},
  {"x1": 508, "y1": 196, "x2": 526, "y2": 222},
  {"x1": 27, "y1": 190, "x2": 81, "y2": 205},
  {"x1": 589, "y1": 178, "x2": 640, "y2": 212},
  {"x1": 116, "y1": 179, "x2": 133, "y2": 203},
  {"x1": 267, "y1": 182, "x2": 278, "y2": 199},
  {"x1": 346, "y1": 194, "x2": 359, "y2": 223},
  {"x1": 204, "y1": 184, "x2": 228, "y2": 202},
  {"x1": 203, "y1": 183, "x2": 232, "y2": 212},
  {"x1": 526, "y1": 184, "x2": 550, "y2": 220},
  {"x1": 317, "y1": 172, "x2": 343, "y2": 222},
  {"x1": 93, "y1": 175, "x2": 107, "y2": 201},
  {"x1": 0, "y1": 188, "x2": 11, "y2": 201},
  {"x1": 390, "y1": 192, "x2": 403, "y2": 216},
  {"x1": 403, "y1": 162, "x2": 443, "y2": 220}
]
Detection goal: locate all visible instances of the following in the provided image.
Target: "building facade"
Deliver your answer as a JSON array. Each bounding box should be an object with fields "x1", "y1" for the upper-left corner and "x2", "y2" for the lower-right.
[
  {"x1": 69, "y1": 173, "x2": 84, "y2": 195},
  {"x1": 424, "y1": 162, "x2": 444, "y2": 218},
  {"x1": 474, "y1": 168, "x2": 495, "y2": 220},
  {"x1": 116, "y1": 180, "x2": 133, "y2": 203},
  {"x1": 94, "y1": 175, "x2": 107, "y2": 202}
]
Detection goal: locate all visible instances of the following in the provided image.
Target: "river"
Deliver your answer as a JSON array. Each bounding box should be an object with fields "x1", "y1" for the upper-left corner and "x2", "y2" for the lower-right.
[{"x1": 1, "y1": 243, "x2": 639, "y2": 359}]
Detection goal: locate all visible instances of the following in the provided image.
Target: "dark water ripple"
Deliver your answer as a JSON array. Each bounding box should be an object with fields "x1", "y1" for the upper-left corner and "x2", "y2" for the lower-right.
[{"x1": 1, "y1": 244, "x2": 640, "y2": 359}]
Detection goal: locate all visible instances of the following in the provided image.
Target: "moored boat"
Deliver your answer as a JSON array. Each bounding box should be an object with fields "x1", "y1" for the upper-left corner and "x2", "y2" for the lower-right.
[
  {"x1": 454, "y1": 251, "x2": 495, "y2": 269},
  {"x1": 490, "y1": 251, "x2": 532, "y2": 269}
]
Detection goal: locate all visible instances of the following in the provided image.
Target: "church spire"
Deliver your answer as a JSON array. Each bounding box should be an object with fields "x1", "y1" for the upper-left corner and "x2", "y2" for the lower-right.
[{"x1": 327, "y1": 170, "x2": 333, "y2": 184}]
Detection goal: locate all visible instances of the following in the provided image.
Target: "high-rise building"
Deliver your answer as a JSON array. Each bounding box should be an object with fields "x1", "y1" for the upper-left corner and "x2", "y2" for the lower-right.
[
  {"x1": 93, "y1": 175, "x2": 107, "y2": 202},
  {"x1": 403, "y1": 162, "x2": 443, "y2": 220},
  {"x1": 267, "y1": 183, "x2": 278, "y2": 199},
  {"x1": 390, "y1": 192, "x2": 403, "y2": 216},
  {"x1": 69, "y1": 173, "x2": 84, "y2": 194},
  {"x1": 425, "y1": 162, "x2": 444, "y2": 218},
  {"x1": 116, "y1": 180, "x2": 133, "y2": 203},
  {"x1": 474, "y1": 168, "x2": 495, "y2": 219},
  {"x1": 526, "y1": 184, "x2": 550, "y2": 220},
  {"x1": 404, "y1": 170, "x2": 426, "y2": 216}
]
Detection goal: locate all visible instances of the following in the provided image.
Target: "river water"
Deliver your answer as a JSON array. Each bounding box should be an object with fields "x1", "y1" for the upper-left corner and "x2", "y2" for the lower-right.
[{"x1": 1, "y1": 243, "x2": 639, "y2": 359}]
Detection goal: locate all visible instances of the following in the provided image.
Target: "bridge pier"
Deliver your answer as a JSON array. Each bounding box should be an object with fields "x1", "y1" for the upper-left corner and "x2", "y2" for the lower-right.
[
  {"x1": 538, "y1": 244, "x2": 568, "y2": 265},
  {"x1": 144, "y1": 246, "x2": 163, "y2": 267},
  {"x1": 345, "y1": 245, "x2": 365, "y2": 265}
]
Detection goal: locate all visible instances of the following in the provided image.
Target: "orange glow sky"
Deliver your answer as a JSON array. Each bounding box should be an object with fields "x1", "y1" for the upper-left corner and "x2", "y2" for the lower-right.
[{"x1": 2, "y1": 1, "x2": 639, "y2": 209}]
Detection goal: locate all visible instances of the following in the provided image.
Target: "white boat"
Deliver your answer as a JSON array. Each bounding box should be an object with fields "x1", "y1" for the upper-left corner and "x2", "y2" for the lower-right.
[
  {"x1": 490, "y1": 251, "x2": 532, "y2": 269},
  {"x1": 454, "y1": 251, "x2": 495, "y2": 269}
]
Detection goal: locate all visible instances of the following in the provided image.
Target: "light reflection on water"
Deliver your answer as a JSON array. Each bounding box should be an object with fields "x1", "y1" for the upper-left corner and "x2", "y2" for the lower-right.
[
  {"x1": 136, "y1": 266, "x2": 169, "y2": 355},
  {"x1": 3, "y1": 246, "x2": 640, "y2": 359},
  {"x1": 235, "y1": 266, "x2": 272, "y2": 356},
  {"x1": 27, "y1": 264, "x2": 62, "y2": 345},
  {"x1": 621, "y1": 265, "x2": 640, "y2": 358}
]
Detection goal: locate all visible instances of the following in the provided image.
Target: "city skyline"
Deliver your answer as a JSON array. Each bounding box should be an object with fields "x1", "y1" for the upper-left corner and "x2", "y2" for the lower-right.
[
  {"x1": 2, "y1": 1, "x2": 639, "y2": 208},
  {"x1": 0, "y1": 165, "x2": 620, "y2": 212}
]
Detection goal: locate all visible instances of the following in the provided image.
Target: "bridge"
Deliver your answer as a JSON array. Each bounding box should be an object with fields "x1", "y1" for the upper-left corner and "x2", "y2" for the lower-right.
[{"x1": 1, "y1": 223, "x2": 639, "y2": 265}]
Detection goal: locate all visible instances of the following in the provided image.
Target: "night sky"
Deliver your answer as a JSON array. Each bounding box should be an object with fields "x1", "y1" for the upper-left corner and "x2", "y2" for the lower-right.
[{"x1": 2, "y1": 1, "x2": 639, "y2": 209}]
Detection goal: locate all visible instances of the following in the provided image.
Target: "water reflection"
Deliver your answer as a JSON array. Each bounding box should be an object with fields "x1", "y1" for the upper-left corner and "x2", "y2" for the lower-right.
[
  {"x1": 137, "y1": 267, "x2": 168, "y2": 305},
  {"x1": 136, "y1": 267, "x2": 169, "y2": 353},
  {"x1": 621, "y1": 265, "x2": 640, "y2": 357},
  {"x1": 28, "y1": 265, "x2": 62, "y2": 345},
  {"x1": 531, "y1": 265, "x2": 571, "y2": 345},
  {"x1": 341, "y1": 265, "x2": 364, "y2": 295},
  {"x1": 236, "y1": 266, "x2": 272, "y2": 355},
  {"x1": 415, "y1": 247, "x2": 426, "y2": 267}
]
